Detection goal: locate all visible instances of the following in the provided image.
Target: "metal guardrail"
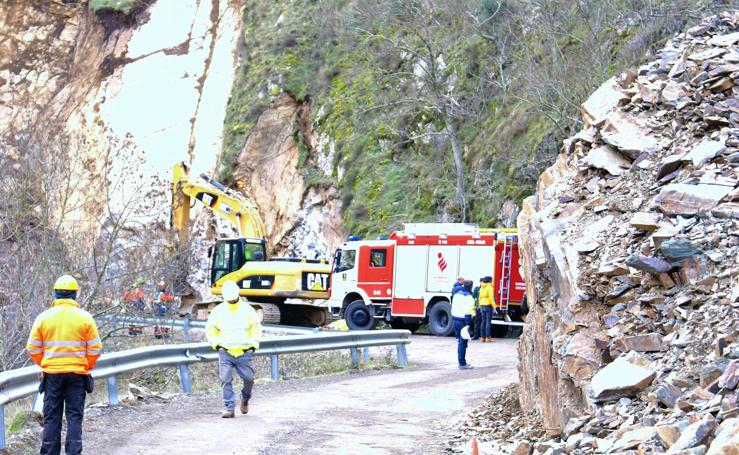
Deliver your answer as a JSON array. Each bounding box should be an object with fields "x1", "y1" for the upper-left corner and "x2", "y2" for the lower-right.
[
  {"x1": 0, "y1": 330, "x2": 410, "y2": 449},
  {"x1": 97, "y1": 314, "x2": 317, "y2": 336}
]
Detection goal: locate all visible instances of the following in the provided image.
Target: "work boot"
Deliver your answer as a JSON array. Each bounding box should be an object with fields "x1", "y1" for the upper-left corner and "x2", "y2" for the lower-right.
[
  {"x1": 221, "y1": 409, "x2": 235, "y2": 418},
  {"x1": 240, "y1": 401, "x2": 249, "y2": 415},
  {"x1": 458, "y1": 364, "x2": 474, "y2": 370}
]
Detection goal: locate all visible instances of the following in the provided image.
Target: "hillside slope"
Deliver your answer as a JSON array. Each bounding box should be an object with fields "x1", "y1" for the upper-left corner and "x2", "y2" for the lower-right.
[{"x1": 222, "y1": 0, "x2": 725, "y2": 236}]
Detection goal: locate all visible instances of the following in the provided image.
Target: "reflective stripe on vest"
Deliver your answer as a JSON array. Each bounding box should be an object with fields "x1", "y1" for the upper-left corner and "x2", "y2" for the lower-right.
[
  {"x1": 86, "y1": 337, "x2": 101, "y2": 346},
  {"x1": 44, "y1": 351, "x2": 87, "y2": 359},
  {"x1": 43, "y1": 340, "x2": 87, "y2": 347}
]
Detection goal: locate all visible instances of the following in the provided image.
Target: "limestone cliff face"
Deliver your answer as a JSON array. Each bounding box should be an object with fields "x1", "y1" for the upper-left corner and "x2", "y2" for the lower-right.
[
  {"x1": 232, "y1": 93, "x2": 345, "y2": 260},
  {"x1": 1, "y1": 0, "x2": 242, "y2": 231}
]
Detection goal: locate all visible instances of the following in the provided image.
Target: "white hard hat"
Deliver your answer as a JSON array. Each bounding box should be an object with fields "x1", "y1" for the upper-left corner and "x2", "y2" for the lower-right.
[
  {"x1": 461, "y1": 325, "x2": 471, "y2": 340},
  {"x1": 222, "y1": 281, "x2": 241, "y2": 302}
]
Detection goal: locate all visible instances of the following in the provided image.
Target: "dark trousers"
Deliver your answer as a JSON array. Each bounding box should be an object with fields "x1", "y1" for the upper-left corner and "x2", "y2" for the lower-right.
[
  {"x1": 453, "y1": 318, "x2": 469, "y2": 366},
  {"x1": 480, "y1": 306, "x2": 493, "y2": 338},
  {"x1": 472, "y1": 308, "x2": 482, "y2": 339},
  {"x1": 41, "y1": 373, "x2": 86, "y2": 455}
]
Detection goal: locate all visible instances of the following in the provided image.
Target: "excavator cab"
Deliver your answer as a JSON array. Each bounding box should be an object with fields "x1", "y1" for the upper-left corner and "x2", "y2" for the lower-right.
[{"x1": 210, "y1": 238, "x2": 267, "y2": 285}]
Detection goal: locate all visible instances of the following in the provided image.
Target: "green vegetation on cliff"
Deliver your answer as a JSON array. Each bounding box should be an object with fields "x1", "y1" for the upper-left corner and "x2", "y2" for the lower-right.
[
  {"x1": 222, "y1": 0, "x2": 722, "y2": 237},
  {"x1": 89, "y1": 0, "x2": 140, "y2": 14}
]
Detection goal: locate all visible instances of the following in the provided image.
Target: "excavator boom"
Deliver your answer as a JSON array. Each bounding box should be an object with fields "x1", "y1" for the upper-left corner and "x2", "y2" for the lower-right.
[{"x1": 172, "y1": 162, "x2": 266, "y2": 240}]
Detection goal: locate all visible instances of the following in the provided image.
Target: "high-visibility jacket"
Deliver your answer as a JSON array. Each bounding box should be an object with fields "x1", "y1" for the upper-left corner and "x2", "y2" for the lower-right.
[
  {"x1": 205, "y1": 301, "x2": 262, "y2": 352},
  {"x1": 451, "y1": 291, "x2": 475, "y2": 325},
  {"x1": 123, "y1": 287, "x2": 145, "y2": 302},
  {"x1": 26, "y1": 299, "x2": 102, "y2": 375},
  {"x1": 479, "y1": 282, "x2": 496, "y2": 307}
]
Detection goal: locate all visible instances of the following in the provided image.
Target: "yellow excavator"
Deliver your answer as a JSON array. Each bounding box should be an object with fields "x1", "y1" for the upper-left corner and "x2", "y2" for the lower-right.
[{"x1": 171, "y1": 162, "x2": 331, "y2": 326}]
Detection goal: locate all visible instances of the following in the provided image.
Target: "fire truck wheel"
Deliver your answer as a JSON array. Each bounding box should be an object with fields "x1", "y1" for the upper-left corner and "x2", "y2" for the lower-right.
[
  {"x1": 345, "y1": 300, "x2": 376, "y2": 331},
  {"x1": 428, "y1": 301, "x2": 454, "y2": 336}
]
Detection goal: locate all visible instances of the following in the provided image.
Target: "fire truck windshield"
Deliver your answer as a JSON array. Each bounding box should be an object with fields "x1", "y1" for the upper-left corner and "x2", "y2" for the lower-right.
[{"x1": 333, "y1": 249, "x2": 356, "y2": 273}]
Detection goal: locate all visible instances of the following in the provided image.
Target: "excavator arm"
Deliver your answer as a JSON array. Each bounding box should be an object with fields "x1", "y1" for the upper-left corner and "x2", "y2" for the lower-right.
[
  {"x1": 172, "y1": 162, "x2": 332, "y2": 327},
  {"x1": 171, "y1": 162, "x2": 266, "y2": 241}
]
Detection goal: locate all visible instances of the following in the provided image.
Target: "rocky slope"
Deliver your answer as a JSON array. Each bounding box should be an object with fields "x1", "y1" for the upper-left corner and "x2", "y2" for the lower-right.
[
  {"x1": 231, "y1": 93, "x2": 344, "y2": 259},
  {"x1": 509, "y1": 11, "x2": 739, "y2": 455}
]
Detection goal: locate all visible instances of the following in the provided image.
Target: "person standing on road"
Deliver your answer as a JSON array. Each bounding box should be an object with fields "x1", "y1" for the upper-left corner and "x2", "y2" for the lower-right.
[
  {"x1": 478, "y1": 276, "x2": 495, "y2": 343},
  {"x1": 451, "y1": 276, "x2": 465, "y2": 297},
  {"x1": 471, "y1": 278, "x2": 483, "y2": 341},
  {"x1": 27, "y1": 275, "x2": 102, "y2": 455},
  {"x1": 451, "y1": 280, "x2": 475, "y2": 370},
  {"x1": 206, "y1": 280, "x2": 262, "y2": 418}
]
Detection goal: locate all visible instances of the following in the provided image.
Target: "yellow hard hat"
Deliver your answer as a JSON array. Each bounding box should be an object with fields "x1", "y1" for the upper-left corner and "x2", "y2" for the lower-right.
[{"x1": 54, "y1": 275, "x2": 79, "y2": 291}]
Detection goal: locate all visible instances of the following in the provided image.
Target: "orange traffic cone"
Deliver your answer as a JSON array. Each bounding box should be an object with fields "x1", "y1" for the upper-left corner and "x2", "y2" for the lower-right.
[{"x1": 471, "y1": 437, "x2": 479, "y2": 455}]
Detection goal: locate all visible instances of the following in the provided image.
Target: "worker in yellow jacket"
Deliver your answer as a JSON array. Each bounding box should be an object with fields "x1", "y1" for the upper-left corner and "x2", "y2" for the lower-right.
[
  {"x1": 206, "y1": 280, "x2": 262, "y2": 418},
  {"x1": 27, "y1": 275, "x2": 102, "y2": 455},
  {"x1": 478, "y1": 276, "x2": 495, "y2": 342}
]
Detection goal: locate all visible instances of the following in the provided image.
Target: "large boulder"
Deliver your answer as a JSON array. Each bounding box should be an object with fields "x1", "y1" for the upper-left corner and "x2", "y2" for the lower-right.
[{"x1": 590, "y1": 354, "x2": 656, "y2": 402}]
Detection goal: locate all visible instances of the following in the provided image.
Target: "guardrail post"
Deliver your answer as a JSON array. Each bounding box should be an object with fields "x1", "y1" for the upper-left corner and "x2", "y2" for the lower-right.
[
  {"x1": 179, "y1": 365, "x2": 192, "y2": 394},
  {"x1": 107, "y1": 376, "x2": 119, "y2": 405},
  {"x1": 396, "y1": 344, "x2": 408, "y2": 368},
  {"x1": 362, "y1": 347, "x2": 369, "y2": 362},
  {"x1": 350, "y1": 347, "x2": 360, "y2": 369},
  {"x1": 0, "y1": 404, "x2": 6, "y2": 450},
  {"x1": 183, "y1": 318, "x2": 190, "y2": 343},
  {"x1": 270, "y1": 354, "x2": 280, "y2": 381}
]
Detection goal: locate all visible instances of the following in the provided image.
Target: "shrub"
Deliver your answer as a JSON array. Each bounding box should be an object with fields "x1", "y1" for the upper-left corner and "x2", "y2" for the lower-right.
[{"x1": 88, "y1": 0, "x2": 140, "y2": 14}]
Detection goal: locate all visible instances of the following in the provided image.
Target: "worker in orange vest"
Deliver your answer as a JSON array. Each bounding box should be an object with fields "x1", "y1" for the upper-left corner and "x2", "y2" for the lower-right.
[
  {"x1": 122, "y1": 278, "x2": 146, "y2": 311},
  {"x1": 27, "y1": 275, "x2": 102, "y2": 455}
]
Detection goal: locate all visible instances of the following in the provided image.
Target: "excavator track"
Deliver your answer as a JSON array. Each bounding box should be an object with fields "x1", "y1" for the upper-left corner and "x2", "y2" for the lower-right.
[
  {"x1": 254, "y1": 302, "x2": 282, "y2": 325},
  {"x1": 275, "y1": 303, "x2": 328, "y2": 327},
  {"x1": 193, "y1": 301, "x2": 331, "y2": 327}
]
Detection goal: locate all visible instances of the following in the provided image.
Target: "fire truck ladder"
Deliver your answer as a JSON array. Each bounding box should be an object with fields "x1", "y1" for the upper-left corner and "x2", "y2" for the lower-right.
[{"x1": 498, "y1": 234, "x2": 514, "y2": 322}]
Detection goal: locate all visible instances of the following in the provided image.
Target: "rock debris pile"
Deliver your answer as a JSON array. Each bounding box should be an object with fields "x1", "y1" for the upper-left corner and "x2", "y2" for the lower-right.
[
  {"x1": 497, "y1": 11, "x2": 739, "y2": 455},
  {"x1": 446, "y1": 385, "x2": 546, "y2": 454}
]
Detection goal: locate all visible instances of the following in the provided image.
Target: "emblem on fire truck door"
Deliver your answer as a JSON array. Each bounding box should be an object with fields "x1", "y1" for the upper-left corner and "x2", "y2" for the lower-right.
[{"x1": 437, "y1": 252, "x2": 448, "y2": 272}]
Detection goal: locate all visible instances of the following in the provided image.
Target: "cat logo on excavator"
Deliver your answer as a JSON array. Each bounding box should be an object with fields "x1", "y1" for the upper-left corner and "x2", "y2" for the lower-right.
[{"x1": 304, "y1": 272, "x2": 330, "y2": 291}]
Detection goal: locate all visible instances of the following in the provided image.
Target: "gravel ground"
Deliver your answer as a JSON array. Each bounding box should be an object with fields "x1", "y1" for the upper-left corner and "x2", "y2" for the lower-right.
[{"x1": 8, "y1": 334, "x2": 519, "y2": 455}]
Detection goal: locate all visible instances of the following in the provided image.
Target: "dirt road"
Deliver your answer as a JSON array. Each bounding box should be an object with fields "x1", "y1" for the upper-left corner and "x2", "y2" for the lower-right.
[{"x1": 84, "y1": 335, "x2": 518, "y2": 455}]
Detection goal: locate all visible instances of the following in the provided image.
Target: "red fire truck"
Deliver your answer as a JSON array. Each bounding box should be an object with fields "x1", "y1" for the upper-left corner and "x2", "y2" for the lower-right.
[{"x1": 328, "y1": 223, "x2": 526, "y2": 336}]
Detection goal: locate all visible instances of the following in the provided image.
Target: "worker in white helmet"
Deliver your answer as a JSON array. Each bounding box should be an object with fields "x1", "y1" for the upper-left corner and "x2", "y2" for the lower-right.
[{"x1": 205, "y1": 281, "x2": 262, "y2": 418}]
